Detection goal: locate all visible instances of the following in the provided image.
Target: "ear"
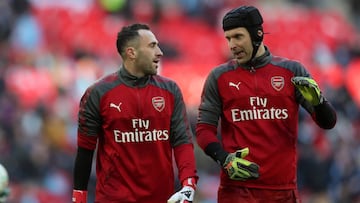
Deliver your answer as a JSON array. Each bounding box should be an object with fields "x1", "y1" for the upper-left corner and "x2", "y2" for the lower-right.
[{"x1": 126, "y1": 47, "x2": 136, "y2": 59}]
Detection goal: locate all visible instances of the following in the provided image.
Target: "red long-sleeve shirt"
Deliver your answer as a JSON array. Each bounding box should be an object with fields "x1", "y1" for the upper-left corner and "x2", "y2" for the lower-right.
[
  {"x1": 196, "y1": 48, "x2": 336, "y2": 190},
  {"x1": 75, "y1": 67, "x2": 197, "y2": 202}
]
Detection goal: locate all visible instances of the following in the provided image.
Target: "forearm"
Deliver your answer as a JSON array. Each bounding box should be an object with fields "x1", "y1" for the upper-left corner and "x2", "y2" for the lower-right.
[
  {"x1": 173, "y1": 143, "x2": 198, "y2": 183},
  {"x1": 73, "y1": 147, "x2": 94, "y2": 190},
  {"x1": 196, "y1": 123, "x2": 227, "y2": 165},
  {"x1": 311, "y1": 101, "x2": 337, "y2": 129},
  {"x1": 204, "y1": 142, "x2": 228, "y2": 166}
]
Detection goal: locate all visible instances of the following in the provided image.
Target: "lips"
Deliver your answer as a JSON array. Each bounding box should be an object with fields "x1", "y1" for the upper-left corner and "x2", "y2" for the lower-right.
[{"x1": 234, "y1": 51, "x2": 246, "y2": 58}]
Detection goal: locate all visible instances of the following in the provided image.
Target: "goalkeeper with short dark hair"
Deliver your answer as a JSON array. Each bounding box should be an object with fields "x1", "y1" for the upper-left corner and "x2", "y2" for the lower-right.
[
  {"x1": 196, "y1": 5, "x2": 337, "y2": 203},
  {"x1": 72, "y1": 23, "x2": 198, "y2": 203}
]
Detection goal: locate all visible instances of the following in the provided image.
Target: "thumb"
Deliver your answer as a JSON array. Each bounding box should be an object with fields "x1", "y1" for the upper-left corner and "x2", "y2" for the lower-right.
[{"x1": 235, "y1": 147, "x2": 249, "y2": 158}]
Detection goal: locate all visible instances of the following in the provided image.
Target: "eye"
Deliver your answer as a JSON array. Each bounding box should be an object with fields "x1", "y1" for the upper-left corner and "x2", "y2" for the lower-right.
[
  {"x1": 234, "y1": 34, "x2": 242, "y2": 40},
  {"x1": 149, "y1": 42, "x2": 157, "y2": 48}
]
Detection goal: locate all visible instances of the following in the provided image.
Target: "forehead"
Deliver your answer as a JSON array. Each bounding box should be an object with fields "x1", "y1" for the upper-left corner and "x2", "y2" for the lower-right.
[
  {"x1": 224, "y1": 27, "x2": 249, "y2": 37},
  {"x1": 138, "y1": 29, "x2": 158, "y2": 44}
]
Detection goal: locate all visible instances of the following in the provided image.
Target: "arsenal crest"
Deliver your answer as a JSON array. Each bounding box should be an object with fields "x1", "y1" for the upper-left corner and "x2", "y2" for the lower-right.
[
  {"x1": 271, "y1": 76, "x2": 284, "y2": 91},
  {"x1": 152, "y1": 96, "x2": 165, "y2": 112}
]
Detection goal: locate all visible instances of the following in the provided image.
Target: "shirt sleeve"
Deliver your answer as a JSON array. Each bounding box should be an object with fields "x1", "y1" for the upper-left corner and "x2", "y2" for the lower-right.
[
  {"x1": 77, "y1": 85, "x2": 102, "y2": 150},
  {"x1": 169, "y1": 83, "x2": 194, "y2": 147},
  {"x1": 73, "y1": 147, "x2": 94, "y2": 190},
  {"x1": 173, "y1": 143, "x2": 198, "y2": 183},
  {"x1": 195, "y1": 70, "x2": 229, "y2": 164},
  {"x1": 291, "y1": 62, "x2": 337, "y2": 129},
  {"x1": 196, "y1": 70, "x2": 223, "y2": 148},
  {"x1": 197, "y1": 70, "x2": 223, "y2": 126}
]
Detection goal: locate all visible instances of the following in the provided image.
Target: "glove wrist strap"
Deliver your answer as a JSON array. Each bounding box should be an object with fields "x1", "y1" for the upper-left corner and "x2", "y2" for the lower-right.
[{"x1": 182, "y1": 177, "x2": 197, "y2": 190}]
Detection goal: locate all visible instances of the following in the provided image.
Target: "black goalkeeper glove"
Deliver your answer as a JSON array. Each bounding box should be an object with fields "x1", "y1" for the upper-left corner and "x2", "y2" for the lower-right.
[
  {"x1": 223, "y1": 148, "x2": 260, "y2": 181},
  {"x1": 291, "y1": 76, "x2": 324, "y2": 106}
]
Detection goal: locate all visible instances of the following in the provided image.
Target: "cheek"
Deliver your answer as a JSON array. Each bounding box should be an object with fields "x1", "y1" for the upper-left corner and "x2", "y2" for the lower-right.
[{"x1": 245, "y1": 41, "x2": 254, "y2": 51}]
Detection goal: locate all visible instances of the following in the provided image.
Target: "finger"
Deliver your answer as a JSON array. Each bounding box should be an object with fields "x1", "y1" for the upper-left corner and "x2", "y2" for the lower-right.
[{"x1": 235, "y1": 148, "x2": 249, "y2": 158}]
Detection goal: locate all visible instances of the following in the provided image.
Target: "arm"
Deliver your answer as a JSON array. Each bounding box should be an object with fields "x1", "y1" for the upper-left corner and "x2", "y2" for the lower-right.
[
  {"x1": 196, "y1": 70, "x2": 226, "y2": 164},
  {"x1": 73, "y1": 147, "x2": 94, "y2": 190},
  {"x1": 196, "y1": 123, "x2": 227, "y2": 165},
  {"x1": 311, "y1": 101, "x2": 337, "y2": 129},
  {"x1": 72, "y1": 147, "x2": 94, "y2": 203},
  {"x1": 292, "y1": 77, "x2": 337, "y2": 129},
  {"x1": 167, "y1": 144, "x2": 198, "y2": 203},
  {"x1": 73, "y1": 85, "x2": 101, "y2": 203},
  {"x1": 173, "y1": 144, "x2": 198, "y2": 183},
  {"x1": 196, "y1": 70, "x2": 259, "y2": 180},
  {"x1": 171, "y1": 83, "x2": 198, "y2": 179},
  {"x1": 168, "y1": 83, "x2": 197, "y2": 202}
]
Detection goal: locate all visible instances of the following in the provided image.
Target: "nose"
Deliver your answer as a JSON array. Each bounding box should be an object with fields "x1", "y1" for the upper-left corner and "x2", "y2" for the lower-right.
[
  {"x1": 228, "y1": 38, "x2": 237, "y2": 50},
  {"x1": 157, "y1": 47, "x2": 163, "y2": 57}
]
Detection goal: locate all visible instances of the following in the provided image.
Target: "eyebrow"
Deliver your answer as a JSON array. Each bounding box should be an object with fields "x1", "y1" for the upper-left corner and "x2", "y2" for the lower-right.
[
  {"x1": 148, "y1": 41, "x2": 158, "y2": 47},
  {"x1": 226, "y1": 32, "x2": 245, "y2": 38}
]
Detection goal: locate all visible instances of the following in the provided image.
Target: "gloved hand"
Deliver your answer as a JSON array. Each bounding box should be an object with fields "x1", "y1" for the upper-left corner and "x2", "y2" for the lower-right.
[
  {"x1": 223, "y1": 147, "x2": 259, "y2": 181},
  {"x1": 167, "y1": 177, "x2": 196, "y2": 203},
  {"x1": 72, "y1": 190, "x2": 87, "y2": 203},
  {"x1": 291, "y1": 76, "x2": 324, "y2": 106}
]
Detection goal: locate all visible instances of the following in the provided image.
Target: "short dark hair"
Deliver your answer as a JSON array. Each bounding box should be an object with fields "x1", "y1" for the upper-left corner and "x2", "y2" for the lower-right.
[{"x1": 116, "y1": 23, "x2": 150, "y2": 57}]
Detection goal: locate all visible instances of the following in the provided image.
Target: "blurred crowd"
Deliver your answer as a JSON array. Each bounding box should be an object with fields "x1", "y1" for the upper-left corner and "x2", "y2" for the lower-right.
[{"x1": 0, "y1": 0, "x2": 360, "y2": 202}]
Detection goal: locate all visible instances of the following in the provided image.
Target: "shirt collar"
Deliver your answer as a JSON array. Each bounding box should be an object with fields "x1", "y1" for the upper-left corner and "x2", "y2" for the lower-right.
[
  {"x1": 119, "y1": 66, "x2": 150, "y2": 87},
  {"x1": 239, "y1": 46, "x2": 272, "y2": 70}
]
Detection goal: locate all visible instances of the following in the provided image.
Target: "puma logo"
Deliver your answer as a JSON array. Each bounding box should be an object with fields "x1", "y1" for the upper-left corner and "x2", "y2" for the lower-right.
[
  {"x1": 110, "y1": 102, "x2": 122, "y2": 112},
  {"x1": 229, "y1": 82, "x2": 241, "y2": 90}
]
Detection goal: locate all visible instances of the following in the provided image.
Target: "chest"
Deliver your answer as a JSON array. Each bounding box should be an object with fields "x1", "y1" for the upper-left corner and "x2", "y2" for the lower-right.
[
  {"x1": 218, "y1": 66, "x2": 296, "y2": 109},
  {"x1": 100, "y1": 85, "x2": 174, "y2": 126}
]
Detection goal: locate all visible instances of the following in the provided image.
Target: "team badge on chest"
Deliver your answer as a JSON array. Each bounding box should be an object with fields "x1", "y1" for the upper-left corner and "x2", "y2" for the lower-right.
[
  {"x1": 152, "y1": 96, "x2": 165, "y2": 112},
  {"x1": 271, "y1": 76, "x2": 284, "y2": 91}
]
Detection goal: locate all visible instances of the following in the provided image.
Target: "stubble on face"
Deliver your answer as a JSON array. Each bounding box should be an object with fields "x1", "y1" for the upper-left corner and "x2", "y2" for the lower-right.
[
  {"x1": 225, "y1": 27, "x2": 253, "y2": 65},
  {"x1": 134, "y1": 30, "x2": 162, "y2": 76}
]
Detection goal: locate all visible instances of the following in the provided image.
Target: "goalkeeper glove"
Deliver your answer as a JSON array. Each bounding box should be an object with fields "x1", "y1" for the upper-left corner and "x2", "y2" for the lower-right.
[
  {"x1": 223, "y1": 147, "x2": 260, "y2": 181},
  {"x1": 167, "y1": 177, "x2": 196, "y2": 203},
  {"x1": 291, "y1": 76, "x2": 324, "y2": 106},
  {"x1": 72, "y1": 190, "x2": 87, "y2": 203}
]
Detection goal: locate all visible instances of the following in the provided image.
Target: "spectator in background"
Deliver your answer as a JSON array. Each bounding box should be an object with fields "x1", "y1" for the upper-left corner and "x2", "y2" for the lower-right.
[
  {"x1": 195, "y1": 5, "x2": 337, "y2": 203},
  {"x1": 72, "y1": 23, "x2": 198, "y2": 203}
]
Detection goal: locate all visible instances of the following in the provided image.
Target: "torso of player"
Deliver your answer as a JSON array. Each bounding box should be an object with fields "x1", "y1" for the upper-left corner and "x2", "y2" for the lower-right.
[
  {"x1": 94, "y1": 80, "x2": 176, "y2": 202},
  {"x1": 100, "y1": 84, "x2": 173, "y2": 147},
  {"x1": 217, "y1": 64, "x2": 300, "y2": 189}
]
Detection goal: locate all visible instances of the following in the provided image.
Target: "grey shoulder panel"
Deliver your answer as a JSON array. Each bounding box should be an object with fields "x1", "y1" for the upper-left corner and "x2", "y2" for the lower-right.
[{"x1": 270, "y1": 56, "x2": 310, "y2": 77}]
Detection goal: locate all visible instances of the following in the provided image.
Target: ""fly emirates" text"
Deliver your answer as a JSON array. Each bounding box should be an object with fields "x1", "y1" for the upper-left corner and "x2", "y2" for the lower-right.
[
  {"x1": 113, "y1": 119, "x2": 169, "y2": 143},
  {"x1": 231, "y1": 96, "x2": 288, "y2": 121}
]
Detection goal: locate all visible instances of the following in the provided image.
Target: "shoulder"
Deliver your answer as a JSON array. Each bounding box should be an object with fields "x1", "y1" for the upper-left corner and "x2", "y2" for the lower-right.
[
  {"x1": 83, "y1": 71, "x2": 120, "y2": 98},
  {"x1": 270, "y1": 56, "x2": 309, "y2": 76},
  {"x1": 95, "y1": 71, "x2": 119, "y2": 86},
  {"x1": 210, "y1": 60, "x2": 237, "y2": 79},
  {"x1": 152, "y1": 74, "x2": 176, "y2": 84},
  {"x1": 150, "y1": 75, "x2": 181, "y2": 93}
]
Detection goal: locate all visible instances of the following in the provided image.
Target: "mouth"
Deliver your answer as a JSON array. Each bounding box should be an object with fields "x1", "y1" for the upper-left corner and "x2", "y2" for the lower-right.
[
  {"x1": 153, "y1": 59, "x2": 160, "y2": 64},
  {"x1": 233, "y1": 50, "x2": 246, "y2": 58}
]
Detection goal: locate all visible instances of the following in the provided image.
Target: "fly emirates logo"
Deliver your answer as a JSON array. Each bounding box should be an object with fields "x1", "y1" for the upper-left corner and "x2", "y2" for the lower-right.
[
  {"x1": 113, "y1": 119, "x2": 169, "y2": 143},
  {"x1": 231, "y1": 97, "x2": 288, "y2": 122}
]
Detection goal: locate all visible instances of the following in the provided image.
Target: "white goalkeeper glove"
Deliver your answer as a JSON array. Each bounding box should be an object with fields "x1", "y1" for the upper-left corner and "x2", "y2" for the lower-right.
[{"x1": 167, "y1": 177, "x2": 196, "y2": 203}]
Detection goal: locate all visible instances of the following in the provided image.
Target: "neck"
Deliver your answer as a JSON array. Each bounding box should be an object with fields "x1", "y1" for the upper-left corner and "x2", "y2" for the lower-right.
[
  {"x1": 123, "y1": 60, "x2": 145, "y2": 78},
  {"x1": 255, "y1": 43, "x2": 266, "y2": 58}
]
